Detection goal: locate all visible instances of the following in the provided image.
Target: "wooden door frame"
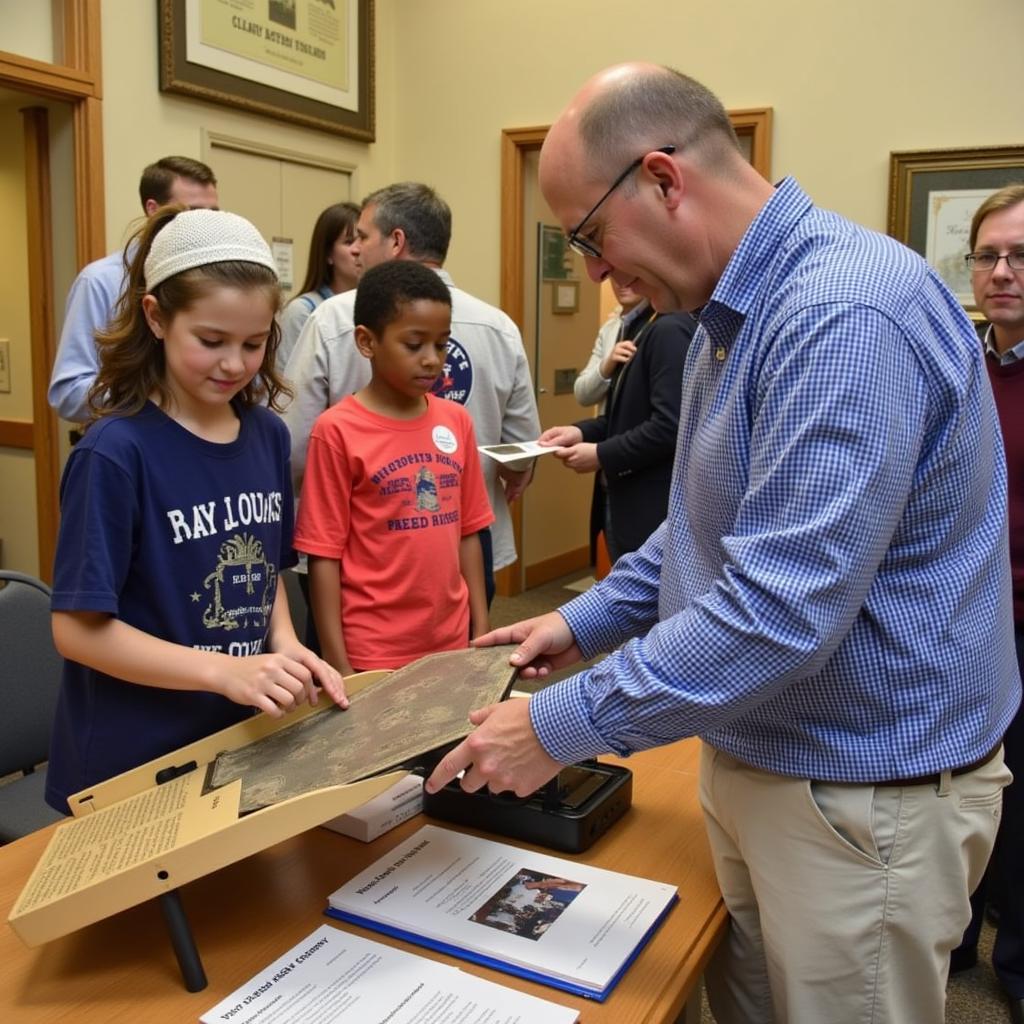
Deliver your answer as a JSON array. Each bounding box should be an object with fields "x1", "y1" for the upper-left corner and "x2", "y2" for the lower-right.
[
  {"x1": 495, "y1": 127, "x2": 548, "y2": 598},
  {"x1": 496, "y1": 112, "x2": 771, "y2": 597},
  {"x1": 0, "y1": 0, "x2": 105, "y2": 581}
]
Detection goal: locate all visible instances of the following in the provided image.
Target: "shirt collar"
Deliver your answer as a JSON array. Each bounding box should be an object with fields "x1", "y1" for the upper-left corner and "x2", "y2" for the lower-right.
[
  {"x1": 621, "y1": 301, "x2": 651, "y2": 329},
  {"x1": 709, "y1": 177, "x2": 813, "y2": 318},
  {"x1": 983, "y1": 323, "x2": 1024, "y2": 365}
]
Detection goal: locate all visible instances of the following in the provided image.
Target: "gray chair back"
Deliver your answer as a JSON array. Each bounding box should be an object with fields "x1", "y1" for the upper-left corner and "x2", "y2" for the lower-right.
[{"x1": 0, "y1": 570, "x2": 65, "y2": 840}]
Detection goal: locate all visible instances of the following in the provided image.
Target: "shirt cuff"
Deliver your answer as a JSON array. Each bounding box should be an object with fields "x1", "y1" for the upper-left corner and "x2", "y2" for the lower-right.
[
  {"x1": 560, "y1": 589, "x2": 622, "y2": 660},
  {"x1": 529, "y1": 675, "x2": 609, "y2": 765}
]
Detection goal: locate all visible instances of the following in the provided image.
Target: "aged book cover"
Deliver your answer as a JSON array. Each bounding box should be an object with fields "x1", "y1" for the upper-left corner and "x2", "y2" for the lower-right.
[
  {"x1": 208, "y1": 646, "x2": 518, "y2": 813},
  {"x1": 9, "y1": 647, "x2": 517, "y2": 948}
]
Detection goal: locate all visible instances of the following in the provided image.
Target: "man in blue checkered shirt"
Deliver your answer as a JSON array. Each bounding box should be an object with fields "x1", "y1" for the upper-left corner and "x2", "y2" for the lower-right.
[{"x1": 427, "y1": 64, "x2": 1021, "y2": 1022}]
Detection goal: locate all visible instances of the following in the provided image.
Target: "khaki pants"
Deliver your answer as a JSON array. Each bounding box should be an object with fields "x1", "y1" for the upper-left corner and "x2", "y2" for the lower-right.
[{"x1": 699, "y1": 744, "x2": 1010, "y2": 1024}]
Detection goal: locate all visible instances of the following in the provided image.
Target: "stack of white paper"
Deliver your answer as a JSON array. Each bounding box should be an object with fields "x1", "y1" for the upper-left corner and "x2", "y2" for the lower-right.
[{"x1": 321, "y1": 775, "x2": 424, "y2": 842}]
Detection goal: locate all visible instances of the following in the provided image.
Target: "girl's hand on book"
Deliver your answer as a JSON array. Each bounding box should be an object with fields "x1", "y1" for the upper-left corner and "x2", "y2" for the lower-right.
[
  {"x1": 265, "y1": 638, "x2": 350, "y2": 709},
  {"x1": 295, "y1": 646, "x2": 349, "y2": 708},
  {"x1": 215, "y1": 652, "x2": 338, "y2": 717}
]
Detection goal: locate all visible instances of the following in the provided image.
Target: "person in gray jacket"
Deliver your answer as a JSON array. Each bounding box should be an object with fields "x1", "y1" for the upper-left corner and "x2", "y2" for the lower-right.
[
  {"x1": 282, "y1": 182, "x2": 540, "y2": 603},
  {"x1": 573, "y1": 278, "x2": 644, "y2": 412}
]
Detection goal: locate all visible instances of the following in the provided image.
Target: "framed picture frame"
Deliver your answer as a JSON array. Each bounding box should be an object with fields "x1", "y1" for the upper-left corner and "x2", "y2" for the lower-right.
[
  {"x1": 540, "y1": 224, "x2": 572, "y2": 281},
  {"x1": 729, "y1": 107, "x2": 772, "y2": 181},
  {"x1": 552, "y1": 281, "x2": 579, "y2": 315},
  {"x1": 158, "y1": 0, "x2": 375, "y2": 142},
  {"x1": 888, "y1": 146, "x2": 1024, "y2": 314}
]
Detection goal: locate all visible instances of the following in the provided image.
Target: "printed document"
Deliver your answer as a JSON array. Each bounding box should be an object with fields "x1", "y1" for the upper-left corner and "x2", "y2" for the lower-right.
[
  {"x1": 326, "y1": 824, "x2": 677, "y2": 999},
  {"x1": 200, "y1": 923, "x2": 578, "y2": 1024}
]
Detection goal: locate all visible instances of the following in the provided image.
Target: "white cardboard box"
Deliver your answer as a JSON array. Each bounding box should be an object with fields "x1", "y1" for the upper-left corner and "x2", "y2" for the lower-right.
[{"x1": 321, "y1": 774, "x2": 424, "y2": 842}]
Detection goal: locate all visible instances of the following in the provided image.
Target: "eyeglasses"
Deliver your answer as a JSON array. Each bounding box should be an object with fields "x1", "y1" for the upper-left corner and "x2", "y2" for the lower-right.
[
  {"x1": 566, "y1": 145, "x2": 677, "y2": 260},
  {"x1": 965, "y1": 250, "x2": 1024, "y2": 273}
]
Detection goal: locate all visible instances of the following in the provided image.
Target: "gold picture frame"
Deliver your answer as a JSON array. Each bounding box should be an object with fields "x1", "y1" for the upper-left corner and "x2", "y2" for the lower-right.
[
  {"x1": 552, "y1": 280, "x2": 580, "y2": 315},
  {"x1": 888, "y1": 146, "x2": 1024, "y2": 315},
  {"x1": 159, "y1": 0, "x2": 375, "y2": 142}
]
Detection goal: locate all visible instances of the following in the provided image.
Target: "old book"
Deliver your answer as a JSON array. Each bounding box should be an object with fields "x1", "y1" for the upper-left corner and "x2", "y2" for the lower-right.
[
  {"x1": 9, "y1": 647, "x2": 517, "y2": 951},
  {"x1": 207, "y1": 646, "x2": 518, "y2": 813}
]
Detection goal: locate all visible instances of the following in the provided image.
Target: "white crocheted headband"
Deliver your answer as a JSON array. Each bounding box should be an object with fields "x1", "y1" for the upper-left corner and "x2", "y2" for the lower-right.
[{"x1": 143, "y1": 209, "x2": 278, "y2": 291}]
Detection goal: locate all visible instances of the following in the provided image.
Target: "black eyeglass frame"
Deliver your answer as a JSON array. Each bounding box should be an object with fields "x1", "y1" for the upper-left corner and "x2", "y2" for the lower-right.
[
  {"x1": 565, "y1": 145, "x2": 677, "y2": 260},
  {"x1": 964, "y1": 250, "x2": 1024, "y2": 273}
]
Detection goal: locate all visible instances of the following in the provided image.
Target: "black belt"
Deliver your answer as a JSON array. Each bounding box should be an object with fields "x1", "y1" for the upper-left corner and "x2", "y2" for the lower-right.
[{"x1": 855, "y1": 741, "x2": 1002, "y2": 788}]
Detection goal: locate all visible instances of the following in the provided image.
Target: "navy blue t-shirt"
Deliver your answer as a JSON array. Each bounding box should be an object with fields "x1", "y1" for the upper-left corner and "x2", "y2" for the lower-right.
[{"x1": 46, "y1": 402, "x2": 297, "y2": 811}]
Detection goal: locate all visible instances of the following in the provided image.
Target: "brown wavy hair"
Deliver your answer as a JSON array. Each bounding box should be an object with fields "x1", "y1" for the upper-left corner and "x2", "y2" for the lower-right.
[{"x1": 86, "y1": 205, "x2": 291, "y2": 421}]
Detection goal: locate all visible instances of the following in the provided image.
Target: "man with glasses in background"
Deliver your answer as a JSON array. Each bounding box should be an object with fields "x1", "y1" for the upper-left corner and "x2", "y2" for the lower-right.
[
  {"x1": 427, "y1": 64, "x2": 1020, "y2": 1023},
  {"x1": 949, "y1": 184, "x2": 1024, "y2": 1024}
]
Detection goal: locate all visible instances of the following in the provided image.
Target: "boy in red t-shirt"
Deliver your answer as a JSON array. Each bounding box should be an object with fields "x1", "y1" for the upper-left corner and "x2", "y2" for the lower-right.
[{"x1": 294, "y1": 261, "x2": 493, "y2": 674}]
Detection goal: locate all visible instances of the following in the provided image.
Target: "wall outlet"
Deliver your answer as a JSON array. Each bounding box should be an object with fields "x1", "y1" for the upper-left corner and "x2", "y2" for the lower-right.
[{"x1": 0, "y1": 339, "x2": 10, "y2": 393}]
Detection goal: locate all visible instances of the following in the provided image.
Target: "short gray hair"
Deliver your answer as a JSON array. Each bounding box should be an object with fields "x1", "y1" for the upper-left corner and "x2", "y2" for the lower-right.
[{"x1": 361, "y1": 182, "x2": 452, "y2": 264}]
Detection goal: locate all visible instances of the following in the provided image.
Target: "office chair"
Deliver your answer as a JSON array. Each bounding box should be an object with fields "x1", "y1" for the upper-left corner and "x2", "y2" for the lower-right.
[{"x1": 0, "y1": 570, "x2": 66, "y2": 842}]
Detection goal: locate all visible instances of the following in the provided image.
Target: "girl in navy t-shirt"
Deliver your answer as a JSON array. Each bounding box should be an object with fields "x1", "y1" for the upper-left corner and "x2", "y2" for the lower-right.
[{"x1": 46, "y1": 207, "x2": 347, "y2": 812}]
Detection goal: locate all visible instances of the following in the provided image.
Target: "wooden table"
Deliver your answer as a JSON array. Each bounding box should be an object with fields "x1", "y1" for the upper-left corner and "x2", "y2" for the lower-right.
[{"x1": 1, "y1": 738, "x2": 725, "y2": 1024}]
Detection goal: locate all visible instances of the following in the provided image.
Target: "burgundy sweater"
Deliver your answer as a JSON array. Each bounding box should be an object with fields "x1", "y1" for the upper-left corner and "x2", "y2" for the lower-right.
[{"x1": 987, "y1": 353, "x2": 1024, "y2": 623}]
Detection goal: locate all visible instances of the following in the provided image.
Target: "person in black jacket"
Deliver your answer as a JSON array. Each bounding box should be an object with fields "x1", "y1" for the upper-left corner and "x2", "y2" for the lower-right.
[{"x1": 539, "y1": 306, "x2": 696, "y2": 562}]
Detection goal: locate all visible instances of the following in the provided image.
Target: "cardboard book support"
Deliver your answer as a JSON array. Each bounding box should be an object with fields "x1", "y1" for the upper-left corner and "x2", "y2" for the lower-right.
[{"x1": 7, "y1": 647, "x2": 517, "y2": 988}]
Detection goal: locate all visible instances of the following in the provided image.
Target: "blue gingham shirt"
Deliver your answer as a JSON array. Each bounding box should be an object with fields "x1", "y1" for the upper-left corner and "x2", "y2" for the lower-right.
[{"x1": 531, "y1": 178, "x2": 1021, "y2": 782}]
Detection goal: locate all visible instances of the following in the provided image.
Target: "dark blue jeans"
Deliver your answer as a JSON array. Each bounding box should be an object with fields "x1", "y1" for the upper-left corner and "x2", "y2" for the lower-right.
[
  {"x1": 479, "y1": 528, "x2": 495, "y2": 608},
  {"x1": 295, "y1": 570, "x2": 321, "y2": 655}
]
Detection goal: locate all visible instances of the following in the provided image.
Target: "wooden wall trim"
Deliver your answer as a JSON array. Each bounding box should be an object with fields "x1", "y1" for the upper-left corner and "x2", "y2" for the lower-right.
[
  {"x1": 500, "y1": 127, "x2": 548, "y2": 335},
  {"x1": 524, "y1": 545, "x2": 590, "y2": 591},
  {"x1": 729, "y1": 107, "x2": 773, "y2": 181},
  {"x1": 495, "y1": 127, "x2": 547, "y2": 598},
  {"x1": 0, "y1": 420, "x2": 34, "y2": 449},
  {"x1": 0, "y1": 51, "x2": 94, "y2": 99},
  {"x1": 63, "y1": 0, "x2": 103, "y2": 90},
  {"x1": 73, "y1": 94, "x2": 106, "y2": 264},
  {"x1": 22, "y1": 107, "x2": 60, "y2": 583}
]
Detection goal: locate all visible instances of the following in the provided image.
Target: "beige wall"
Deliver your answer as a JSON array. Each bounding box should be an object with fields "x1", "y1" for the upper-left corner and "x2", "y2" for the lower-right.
[
  {"x1": 11, "y1": 0, "x2": 1024, "y2": 577},
  {"x1": 0, "y1": 0, "x2": 61, "y2": 65},
  {"x1": 388, "y1": 0, "x2": 1024, "y2": 306},
  {"x1": 99, "y1": 0, "x2": 400, "y2": 250},
  {"x1": 96, "y1": 0, "x2": 1024, "y2": 309}
]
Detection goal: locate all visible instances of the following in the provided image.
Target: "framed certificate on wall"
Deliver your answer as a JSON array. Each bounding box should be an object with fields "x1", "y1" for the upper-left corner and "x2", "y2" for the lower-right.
[{"x1": 159, "y1": 0, "x2": 375, "y2": 141}]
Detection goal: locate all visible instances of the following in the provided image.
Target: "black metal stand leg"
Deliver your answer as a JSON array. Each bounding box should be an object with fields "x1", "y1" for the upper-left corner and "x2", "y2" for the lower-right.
[{"x1": 158, "y1": 889, "x2": 208, "y2": 992}]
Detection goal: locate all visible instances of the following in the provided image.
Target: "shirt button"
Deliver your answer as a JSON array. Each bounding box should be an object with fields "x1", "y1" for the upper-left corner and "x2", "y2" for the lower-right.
[{"x1": 715, "y1": 346, "x2": 726, "y2": 362}]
